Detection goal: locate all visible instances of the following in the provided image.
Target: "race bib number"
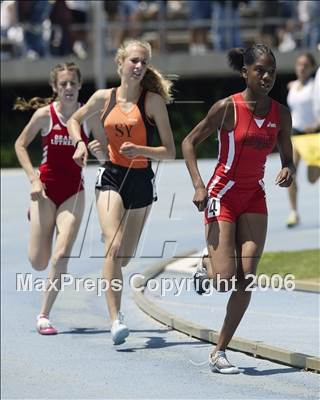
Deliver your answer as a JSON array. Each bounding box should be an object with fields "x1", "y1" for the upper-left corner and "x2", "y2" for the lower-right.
[
  {"x1": 207, "y1": 197, "x2": 220, "y2": 218},
  {"x1": 151, "y1": 177, "x2": 157, "y2": 201},
  {"x1": 95, "y1": 167, "x2": 105, "y2": 187}
]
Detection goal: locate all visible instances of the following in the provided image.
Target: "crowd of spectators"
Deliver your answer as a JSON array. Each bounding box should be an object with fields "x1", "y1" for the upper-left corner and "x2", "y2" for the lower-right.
[
  {"x1": 1, "y1": 0, "x2": 89, "y2": 60},
  {"x1": 1, "y1": 0, "x2": 319, "y2": 61}
]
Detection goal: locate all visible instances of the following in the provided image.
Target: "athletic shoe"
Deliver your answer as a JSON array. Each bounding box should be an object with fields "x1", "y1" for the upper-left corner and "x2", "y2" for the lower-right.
[
  {"x1": 286, "y1": 211, "x2": 300, "y2": 228},
  {"x1": 111, "y1": 311, "x2": 129, "y2": 345},
  {"x1": 209, "y1": 351, "x2": 240, "y2": 374},
  {"x1": 36, "y1": 315, "x2": 58, "y2": 335},
  {"x1": 193, "y1": 249, "x2": 210, "y2": 295}
]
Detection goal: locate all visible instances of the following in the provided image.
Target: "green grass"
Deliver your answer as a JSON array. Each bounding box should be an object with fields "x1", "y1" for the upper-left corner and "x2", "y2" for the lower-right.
[{"x1": 257, "y1": 249, "x2": 320, "y2": 280}]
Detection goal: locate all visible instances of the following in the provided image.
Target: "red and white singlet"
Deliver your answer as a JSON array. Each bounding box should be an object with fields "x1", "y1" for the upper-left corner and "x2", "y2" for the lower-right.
[
  {"x1": 205, "y1": 92, "x2": 280, "y2": 224},
  {"x1": 38, "y1": 102, "x2": 89, "y2": 207}
]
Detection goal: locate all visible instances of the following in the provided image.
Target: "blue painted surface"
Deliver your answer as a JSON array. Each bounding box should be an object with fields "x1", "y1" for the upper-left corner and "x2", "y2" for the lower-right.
[{"x1": 1, "y1": 156, "x2": 319, "y2": 399}]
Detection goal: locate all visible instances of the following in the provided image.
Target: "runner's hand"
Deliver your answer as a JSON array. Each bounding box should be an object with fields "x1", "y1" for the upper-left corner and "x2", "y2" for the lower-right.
[
  {"x1": 119, "y1": 142, "x2": 140, "y2": 158},
  {"x1": 275, "y1": 167, "x2": 294, "y2": 187},
  {"x1": 88, "y1": 140, "x2": 106, "y2": 164},
  {"x1": 31, "y1": 178, "x2": 47, "y2": 201},
  {"x1": 193, "y1": 187, "x2": 208, "y2": 212},
  {"x1": 73, "y1": 141, "x2": 88, "y2": 167}
]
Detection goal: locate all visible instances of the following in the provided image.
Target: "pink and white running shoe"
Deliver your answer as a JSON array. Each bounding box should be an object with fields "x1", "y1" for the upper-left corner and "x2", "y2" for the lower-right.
[{"x1": 36, "y1": 315, "x2": 58, "y2": 335}]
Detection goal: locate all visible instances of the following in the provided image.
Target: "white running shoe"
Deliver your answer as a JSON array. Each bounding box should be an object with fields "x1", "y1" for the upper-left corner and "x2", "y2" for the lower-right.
[
  {"x1": 286, "y1": 211, "x2": 300, "y2": 228},
  {"x1": 209, "y1": 351, "x2": 240, "y2": 374},
  {"x1": 111, "y1": 311, "x2": 129, "y2": 345}
]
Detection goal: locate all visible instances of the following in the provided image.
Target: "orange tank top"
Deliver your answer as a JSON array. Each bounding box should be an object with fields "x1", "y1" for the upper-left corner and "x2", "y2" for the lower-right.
[{"x1": 101, "y1": 88, "x2": 156, "y2": 168}]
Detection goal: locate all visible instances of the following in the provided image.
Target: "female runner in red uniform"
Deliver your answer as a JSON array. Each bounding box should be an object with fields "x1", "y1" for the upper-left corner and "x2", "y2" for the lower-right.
[
  {"x1": 15, "y1": 62, "x2": 107, "y2": 335},
  {"x1": 182, "y1": 44, "x2": 295, "y2": 374},
  {"x1": 68, "y1": 40, "x2": 175, "y2": 345}
]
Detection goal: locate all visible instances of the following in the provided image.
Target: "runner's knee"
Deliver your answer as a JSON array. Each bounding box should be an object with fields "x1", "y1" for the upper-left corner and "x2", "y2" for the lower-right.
[
  {"x1": 212, "y1": 272, "x2": 236, "y2": 292},
  {"x1": 307, "y1": 167, "x2": 320, "y2": 183},
  {"x1": 104, "y1": 240, "x2": 122, "y2": 259},
  {"x1": 29, "y1": 254, "x2": 49, "y2": 271},
  {"x1": 308, "y1": 175, "x2": 318, "y2": 184}
]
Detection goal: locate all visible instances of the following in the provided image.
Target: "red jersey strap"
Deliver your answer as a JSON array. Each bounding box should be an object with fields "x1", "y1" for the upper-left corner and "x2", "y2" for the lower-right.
[
  {"x1": 232, "y1": 92, "x2": 279, "y2": 124},
  {"x1": 270, "y1": 98, "x2": 280, "y2": 124},
  {"x1": 49, "y1": 103, "x2": 61, "y2": 127}
]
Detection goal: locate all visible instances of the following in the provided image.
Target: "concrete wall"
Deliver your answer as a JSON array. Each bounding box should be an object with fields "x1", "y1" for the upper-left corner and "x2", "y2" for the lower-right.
[{"x1": 2, "y1": 50, "x2": 319, "y2": 86}]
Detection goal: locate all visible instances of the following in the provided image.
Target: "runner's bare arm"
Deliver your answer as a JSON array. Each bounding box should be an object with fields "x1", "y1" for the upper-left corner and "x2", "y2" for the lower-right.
[
  {"x1": 87, "y1": 111, "x2": 109, "y2": 164},
  {"x1": 182, "y1": 98, "x2": 231, "y2": 211},
  {"x1": 14, "y1": 107, "x2": 50, "y2": 199},
  {"x1": 276, "y1": 104, "x2": 295, "y2": 187},
  {"x1": 15, "y1": 107, "x2": 50, "y2": 183},
  {"x1": 67, "y1": 89, "x2": 110, "y2": 167}
]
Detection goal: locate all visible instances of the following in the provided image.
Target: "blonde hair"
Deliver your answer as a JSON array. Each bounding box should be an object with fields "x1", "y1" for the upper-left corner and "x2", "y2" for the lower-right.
[
  {"x1": 115, "y1": 39, "x2": 173, "y2": 103},
  {"x1": 13, "y1": 62, "x2": 82, "y2": 111}
]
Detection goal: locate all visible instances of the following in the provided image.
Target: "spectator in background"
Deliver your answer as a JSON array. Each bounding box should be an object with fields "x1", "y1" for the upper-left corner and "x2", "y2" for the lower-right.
[
  {"x1": 286, "y1": 53, "x2": 319, "y2": 227},
  {"x1": 115, "y1": 1, "x2": 142, "y2": 49},
  {"x1": 277, "y1": 1, "x2": 298, "y2": 52},
  {"x1": 188, "y1": 0, "x2": 212, "y2": 55},
  {"x1": 298, "y1": 0, "x2": 320, "y2": 49},
  {"x1": 0, "y1": 0, "x2": 24, "y2": 59},
  {"x1": 138, "y1": 0, "x2": 168, "y2": 53},
  {"x1": 278, "y1": 20, "x2": 297, "y2": 52},
  {"x1": 65, "y1": 0, "x2": 89, "y2": 60},
  {"x1": 17, "y1": 0, "x2": 53, "y2": 60},
  {"x1": 258, "y1": 0, "x2": 281, "y2": 48},
  {"x1": 50, "y1": 0, "x2": 73, "y2": 56},
  {"x1": 104, "y1": 0, "x2": 120, "y2": 53},
  {"x1": 313, "y1": 67, "x2": 320, "y2": 128},
  {"x1": 1, "y1": 0, "x2": 17, "y2": 38},
  {"x1": 50, "y1": 0, "x2": 89, "y2": 59},
  {"x1": 211, "y1": 0, "x2": 244, "y2": 51}
]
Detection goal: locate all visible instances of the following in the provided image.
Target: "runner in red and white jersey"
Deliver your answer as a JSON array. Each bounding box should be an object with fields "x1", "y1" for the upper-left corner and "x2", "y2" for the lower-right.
[
  {"x1": 212, "y1": 91, "x2": 280, "y2": 185},
  {"x1": 40, "y1": 101, "x2": 89, "y2": 177},
  {"x1": 182, "y1": 44, "x2": 295, "y2": 374},
  {"x1": 204, "y1": 91, "x2": 281, "y2": 224},
  {"x1": 15, "y1": 62, "x2": 107, "y2": 336},
  {"x1": 38, "y1": 101, "x2": 89, "y2": 208}
]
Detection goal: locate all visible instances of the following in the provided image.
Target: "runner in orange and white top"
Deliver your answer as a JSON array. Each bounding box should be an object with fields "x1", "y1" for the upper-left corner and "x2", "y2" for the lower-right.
[{"x1": 67, "y1": 39, "x2": 175, "y2": 345}]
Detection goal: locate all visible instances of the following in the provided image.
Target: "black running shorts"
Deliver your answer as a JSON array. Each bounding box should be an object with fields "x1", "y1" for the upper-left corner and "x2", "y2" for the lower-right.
[{"x1": 95, "y1": 161, "x2": 157, "y2": 209}]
